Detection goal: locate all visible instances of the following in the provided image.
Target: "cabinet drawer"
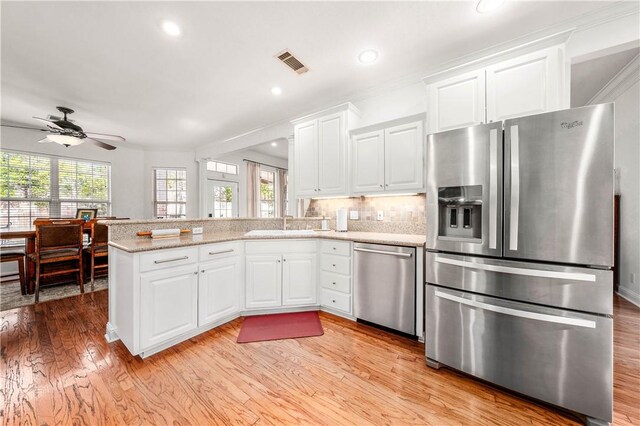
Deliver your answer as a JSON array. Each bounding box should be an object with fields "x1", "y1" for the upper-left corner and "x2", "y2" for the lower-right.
[
  {"x1": 321, "y1": 240, "x2": 351, "y2": 257},
  {"x1": 321, "y1": 254, "x2": 351, "y2": 275},
  {"x1": 245, "y1": 240, "x2": 317, "y2": 254},
  {"x1": 199, "y1": 241, "x2": 242, "y2": 263},
  {"x1": 140, "y1": 247, "x2": 198, "y2": 273},
  {"x1": 320, "y1": 271, "x2": 350, "y2": 294},
  {"x1": 321, "y1": 288, "x2": 351, "y2": 313}
]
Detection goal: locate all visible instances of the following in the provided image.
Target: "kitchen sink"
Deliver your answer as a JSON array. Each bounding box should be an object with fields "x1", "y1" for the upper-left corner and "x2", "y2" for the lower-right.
[{"x1": 244, "y1": 229, "x2": 317, "y2": 237}]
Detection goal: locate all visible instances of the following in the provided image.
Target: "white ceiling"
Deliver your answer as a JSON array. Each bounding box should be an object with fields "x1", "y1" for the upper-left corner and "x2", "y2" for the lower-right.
[
  {"x1": 246, "y1": 140, "x2": 289, "y2": 160},
  {"x1": 1, "y1": 1, "x2": 612, "y2": 149},
  {"x1": 571, "y1": 47, "x2": 639, "y2": 107}
]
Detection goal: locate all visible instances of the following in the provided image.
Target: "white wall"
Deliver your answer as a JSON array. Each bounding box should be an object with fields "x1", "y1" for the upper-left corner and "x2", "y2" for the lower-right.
[
  {"x1": 0, "y1": 126, "x2": 146, "y2": 219},
  {"x1": 611, "y1": 79, "x2": 640, "y2": 305}
]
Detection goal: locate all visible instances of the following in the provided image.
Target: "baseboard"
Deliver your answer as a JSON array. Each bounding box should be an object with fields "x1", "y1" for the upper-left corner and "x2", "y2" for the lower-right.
[{"x1": 617, "y1": 286, "x2": 640, "y2": 308}]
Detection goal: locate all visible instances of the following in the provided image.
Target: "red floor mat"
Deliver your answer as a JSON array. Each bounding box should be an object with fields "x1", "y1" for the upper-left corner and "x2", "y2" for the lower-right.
[{"x1": 237, "y1": 311, "x2": 324, "y2": 343}]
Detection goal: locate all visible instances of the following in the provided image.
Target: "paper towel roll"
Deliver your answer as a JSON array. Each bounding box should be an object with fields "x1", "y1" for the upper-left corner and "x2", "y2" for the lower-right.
[{"x1": 151, "y1": 228, "x2": 181, "y2": 238}]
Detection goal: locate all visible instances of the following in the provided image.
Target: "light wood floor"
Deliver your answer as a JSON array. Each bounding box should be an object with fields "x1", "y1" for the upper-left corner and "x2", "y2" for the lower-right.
[{"x1": 2, "y1": 291, "x2": 639, "y2": 425}]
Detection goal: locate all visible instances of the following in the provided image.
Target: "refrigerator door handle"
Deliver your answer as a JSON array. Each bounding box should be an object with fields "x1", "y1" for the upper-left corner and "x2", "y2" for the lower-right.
[
  {"x1": 434, "y1": 289, "x2": 596, "y2": 329},
  {"x1": 434, "y1": 256, "x2": 597, "y2": 282},
  {"x1": 489, "y1": 128, "x2": 498, "y2": 250},
  {"x1": 509, "y1": 125, "x2": 520, "y2": 251}
]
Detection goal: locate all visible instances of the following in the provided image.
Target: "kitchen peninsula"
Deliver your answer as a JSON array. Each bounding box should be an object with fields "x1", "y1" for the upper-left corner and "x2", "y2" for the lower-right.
[{"x1": 104, "y1": 218, "x2": 425, "y2": 358}]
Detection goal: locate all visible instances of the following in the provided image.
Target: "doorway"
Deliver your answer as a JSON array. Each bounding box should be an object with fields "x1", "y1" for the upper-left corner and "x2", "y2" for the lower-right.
[{"x1": 207, "y1": 179, "x2": 239, "y2": 218}]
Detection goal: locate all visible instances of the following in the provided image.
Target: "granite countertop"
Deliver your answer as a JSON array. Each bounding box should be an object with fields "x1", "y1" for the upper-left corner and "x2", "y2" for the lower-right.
[{"x1": 109, "y1": 230, "x2": 426, "y2": 253}]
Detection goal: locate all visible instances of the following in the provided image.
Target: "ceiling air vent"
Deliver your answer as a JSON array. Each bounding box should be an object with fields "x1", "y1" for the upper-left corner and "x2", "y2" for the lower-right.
[{"x1": 276, "y1": 50, "x2": 309, "y2": 74}]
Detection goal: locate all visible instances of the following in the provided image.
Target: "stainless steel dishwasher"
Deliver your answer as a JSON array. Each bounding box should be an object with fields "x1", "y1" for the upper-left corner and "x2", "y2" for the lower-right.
[{"x1": 354, "y1": 243, "x2": 416, "y2": 335}]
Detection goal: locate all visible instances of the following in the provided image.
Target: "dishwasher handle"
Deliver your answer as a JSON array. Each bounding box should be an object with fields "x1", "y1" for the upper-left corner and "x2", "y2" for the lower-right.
[{"x1": 354, "y1": 247, "x2": 413, "y2": 258}]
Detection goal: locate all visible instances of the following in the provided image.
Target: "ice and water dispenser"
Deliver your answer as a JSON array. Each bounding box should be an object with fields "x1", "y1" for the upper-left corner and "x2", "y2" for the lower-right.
[{"x1": 438, "y1": 185, "x2": 482, "y2": 240}]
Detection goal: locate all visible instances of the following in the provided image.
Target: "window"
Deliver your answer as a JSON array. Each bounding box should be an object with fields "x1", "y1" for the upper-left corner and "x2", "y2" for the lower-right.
[
  {"x1": 206, "y1": 160, "x2": 238, "y2": 175},
  {"x1": 259, "y1": 170, "x2": 275, "y2": 218},
  {"x1": 154, "y1": 168, "x2": 187, "y2": 218},
  {"x1": 0, "y1": 150, "x2": 110, "y2": 227},
  {"x1": 58, "y1": 159, "x2": 110, "y2": 217}
]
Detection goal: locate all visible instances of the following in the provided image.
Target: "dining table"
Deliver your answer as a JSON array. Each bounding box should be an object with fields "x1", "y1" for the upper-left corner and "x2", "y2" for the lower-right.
[{"x1": 0, "y1": 222, "x2": 95, "y2": 294}]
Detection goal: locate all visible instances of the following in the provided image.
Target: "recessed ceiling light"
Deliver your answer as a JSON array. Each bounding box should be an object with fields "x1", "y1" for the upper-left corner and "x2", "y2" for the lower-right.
[
  {"x1": 271, "y1": 86, "x2": 282, "y2": 96},
  {"x1": 476, "y1": 0, "x2": 506, "y2": 13},
  {"x1": 162, "y1": 20, "x2": 181, "y2": 37},
  {"x1": 358, "y1": 49, "x2": 379, "y2": 65},
  {"x1": 271, "y1": 142, "x2": 278, "y2": 147}
]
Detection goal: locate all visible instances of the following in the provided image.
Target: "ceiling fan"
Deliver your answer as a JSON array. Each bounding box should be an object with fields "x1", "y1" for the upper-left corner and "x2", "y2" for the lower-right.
[{"x1": 1, "y1": 106, "x2": 126, "y2": 150}]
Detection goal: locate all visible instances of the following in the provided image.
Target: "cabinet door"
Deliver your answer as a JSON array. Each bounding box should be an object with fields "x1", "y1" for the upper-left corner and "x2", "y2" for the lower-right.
[
  {"x1": 294, "y1": 119, "x2": 319, "y2": 197},
  {"x1": 384, "y1": 120, "x2": 424, "y2": 192},
  {"x1": 198, "y1": 256, "x2": 242, "y2": 327},
  {"x1": 486, "y1": 46, "x2": 563, "y2": 122},
  {"x1": 140, "y1": 265, "x2": 198, "y2": 350},
  {"x1": 282, "y1": 253, "x2": 317, "y2": 306},
  {"x1": 318, "y1": 112, "x2": 346, "y2": 196},
  {"x1": 245, "y1": 255, "x2": 282, "y2": 309},
  {"x1": 351, "y1": 130, "x2": 385, "y2": 194},
  {"x1": 427, "y1": 69, "x2": 486, "y2": 133}
]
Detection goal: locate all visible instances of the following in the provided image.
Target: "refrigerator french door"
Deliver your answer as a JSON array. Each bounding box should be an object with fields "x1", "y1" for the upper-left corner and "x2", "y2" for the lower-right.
[
  {"x1": 503, "y1": 103, "x2": 614, "y2": 267},
  {"x1": 425, "y1": 104, "x2": 615, "y2": 425}
]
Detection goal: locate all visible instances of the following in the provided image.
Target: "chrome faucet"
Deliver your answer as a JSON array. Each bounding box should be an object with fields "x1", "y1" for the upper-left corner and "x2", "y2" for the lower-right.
[{"x1": 283, "y1": 215, "x2": 294, "y2": 230}]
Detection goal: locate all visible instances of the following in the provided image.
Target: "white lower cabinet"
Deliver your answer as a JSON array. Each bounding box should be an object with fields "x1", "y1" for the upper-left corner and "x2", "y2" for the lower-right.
[
  {"x1": 198, "y1": 256, "x2": 242, "y2": 326},
  {"x1": 319, "y1": 240, "x2": 353, "y2": 316},
  {"x1": 245, "y1": 255, "x2": 282, "y2": 309},
  {"x1": 244, "y1": 240, "x2": 318, "y2": 310},
  {"x1": 282, "y1": 253, "x2": 317, "y2": 306},
  {"x1": 140, "y1": 264, "x2": 199, "y2": 350}
]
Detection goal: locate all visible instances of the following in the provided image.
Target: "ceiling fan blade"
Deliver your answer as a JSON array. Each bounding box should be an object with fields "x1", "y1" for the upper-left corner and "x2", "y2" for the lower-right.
[
  {"x1": 1, "y1": 123, "x2": 50, "y2": 132},
  {"x1": 85, "y1": 132, "x2": 126, "y2": 142},
  {"x1": 86, "y1": 138, "x2": 117, "y2": 150},
  {"x1": 33, "y1": 117, "x2": 64, "y2": 130},
  {"x1": 37, "y1": 137, "x2": 53, "y2": 143}
]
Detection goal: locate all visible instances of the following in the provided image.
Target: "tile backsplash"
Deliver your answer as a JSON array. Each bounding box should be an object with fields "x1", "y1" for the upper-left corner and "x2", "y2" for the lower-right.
[{"x1": 305, "y1": 194, "x2": 426, "y2": 234}]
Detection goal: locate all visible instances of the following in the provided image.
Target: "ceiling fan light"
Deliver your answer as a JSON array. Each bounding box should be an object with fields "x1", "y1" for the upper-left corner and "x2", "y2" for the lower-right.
[{"x1": 47, "y1": 134, "x2": 84, "y2": 146}]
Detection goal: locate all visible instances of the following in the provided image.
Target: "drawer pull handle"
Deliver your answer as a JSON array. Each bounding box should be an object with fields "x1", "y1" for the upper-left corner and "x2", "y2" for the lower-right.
[
  {"x1": 194, "y1": 271, "x2": 198, "y2": 275},
  {"x1": 208, "y1": 249, "x2": 234, "y2": 256},
  {"x1": 332, "y1": 299, "x2": 336, "y2": 303},
  {"x1": 354, "y1": 247, "x2": 413, "y2": 258},
  {"x1": 434, "y1": 289, "x2": 596, "y2": 328},
  {"x1": 332, "y1": 264, "x2": 336, "y2": 267},
  {"x1": 332, "y1": 247, "x2": 336, "y2": 250},
  {"x1": 154, "y1": 256, "x2": 189, "y2": 264},
  {"x1": 332, "y1": 282, "x2": 336, "y2": 285}
]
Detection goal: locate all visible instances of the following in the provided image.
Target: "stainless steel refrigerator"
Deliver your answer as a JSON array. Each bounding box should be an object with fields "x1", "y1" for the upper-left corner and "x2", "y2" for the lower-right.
[{"x1": 425, "y1": 103, "x2": 614, "y2": 425}]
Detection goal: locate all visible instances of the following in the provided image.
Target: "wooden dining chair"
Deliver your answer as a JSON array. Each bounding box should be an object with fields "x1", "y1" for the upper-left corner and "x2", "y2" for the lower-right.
[
  {"x1": 0, "y1": 247, "x2": 27, "y2": 295},
  {"x1": 29, "y1": 219, "x2": 85, "y2": 303},
  {"x1": 84, "y1": 221, "x2": 109, "y2": 290}
]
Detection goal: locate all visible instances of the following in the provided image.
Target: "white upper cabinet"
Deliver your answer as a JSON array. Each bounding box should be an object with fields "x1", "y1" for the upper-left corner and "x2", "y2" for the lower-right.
[
  {"x1": 293, "y1": 119, "x2": 318, "y2": 197},
  {"x1": 292, "y1": 103, "x2": 360, "y2": 198},
  {"x1": 351, "y1": 130, "x2": 385, "y2": 194},
  {"x1": 427, "y1": 69, "x2": 486, "y2": 133},
  {"x1": 424, "y1": 44, "x2": 568, "y2": 133},
  {"x1": 385, "y1": 121, "x2": 424, "y2": 192},
  {"x1": 351, "y1": 114, "x2": 425, "y2": 195},
  {"x1": 485, "y1": 47, "x2": 562, "y2": 122}
]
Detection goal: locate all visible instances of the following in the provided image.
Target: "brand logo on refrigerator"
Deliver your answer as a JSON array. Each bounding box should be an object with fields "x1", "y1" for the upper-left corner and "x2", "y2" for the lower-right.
[{"x1": 561, "y1": 120, "x2": 583, "y2": 129}]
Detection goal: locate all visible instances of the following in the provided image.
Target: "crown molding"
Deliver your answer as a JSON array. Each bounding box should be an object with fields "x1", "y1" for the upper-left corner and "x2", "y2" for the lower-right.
[{"x1": 589, "y1": 53, "x2": 640, "y2": 104}]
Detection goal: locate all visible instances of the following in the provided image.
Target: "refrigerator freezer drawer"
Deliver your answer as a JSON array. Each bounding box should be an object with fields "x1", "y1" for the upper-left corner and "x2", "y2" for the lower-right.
[
  {"x1": 426, "y1": 284, "x2": 612, "y2": 422},
  {"x1": 426, "y1": 251, "x2": 613, "y2": 315}
]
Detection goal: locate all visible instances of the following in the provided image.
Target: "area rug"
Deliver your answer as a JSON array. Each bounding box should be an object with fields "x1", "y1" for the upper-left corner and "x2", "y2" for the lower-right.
[
  {"x1": 237, "y1": 311, "x2": 324, "y2": 343},
  {"x1": 0, "y1": 277, "x2": 108, "y2": 312}
]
